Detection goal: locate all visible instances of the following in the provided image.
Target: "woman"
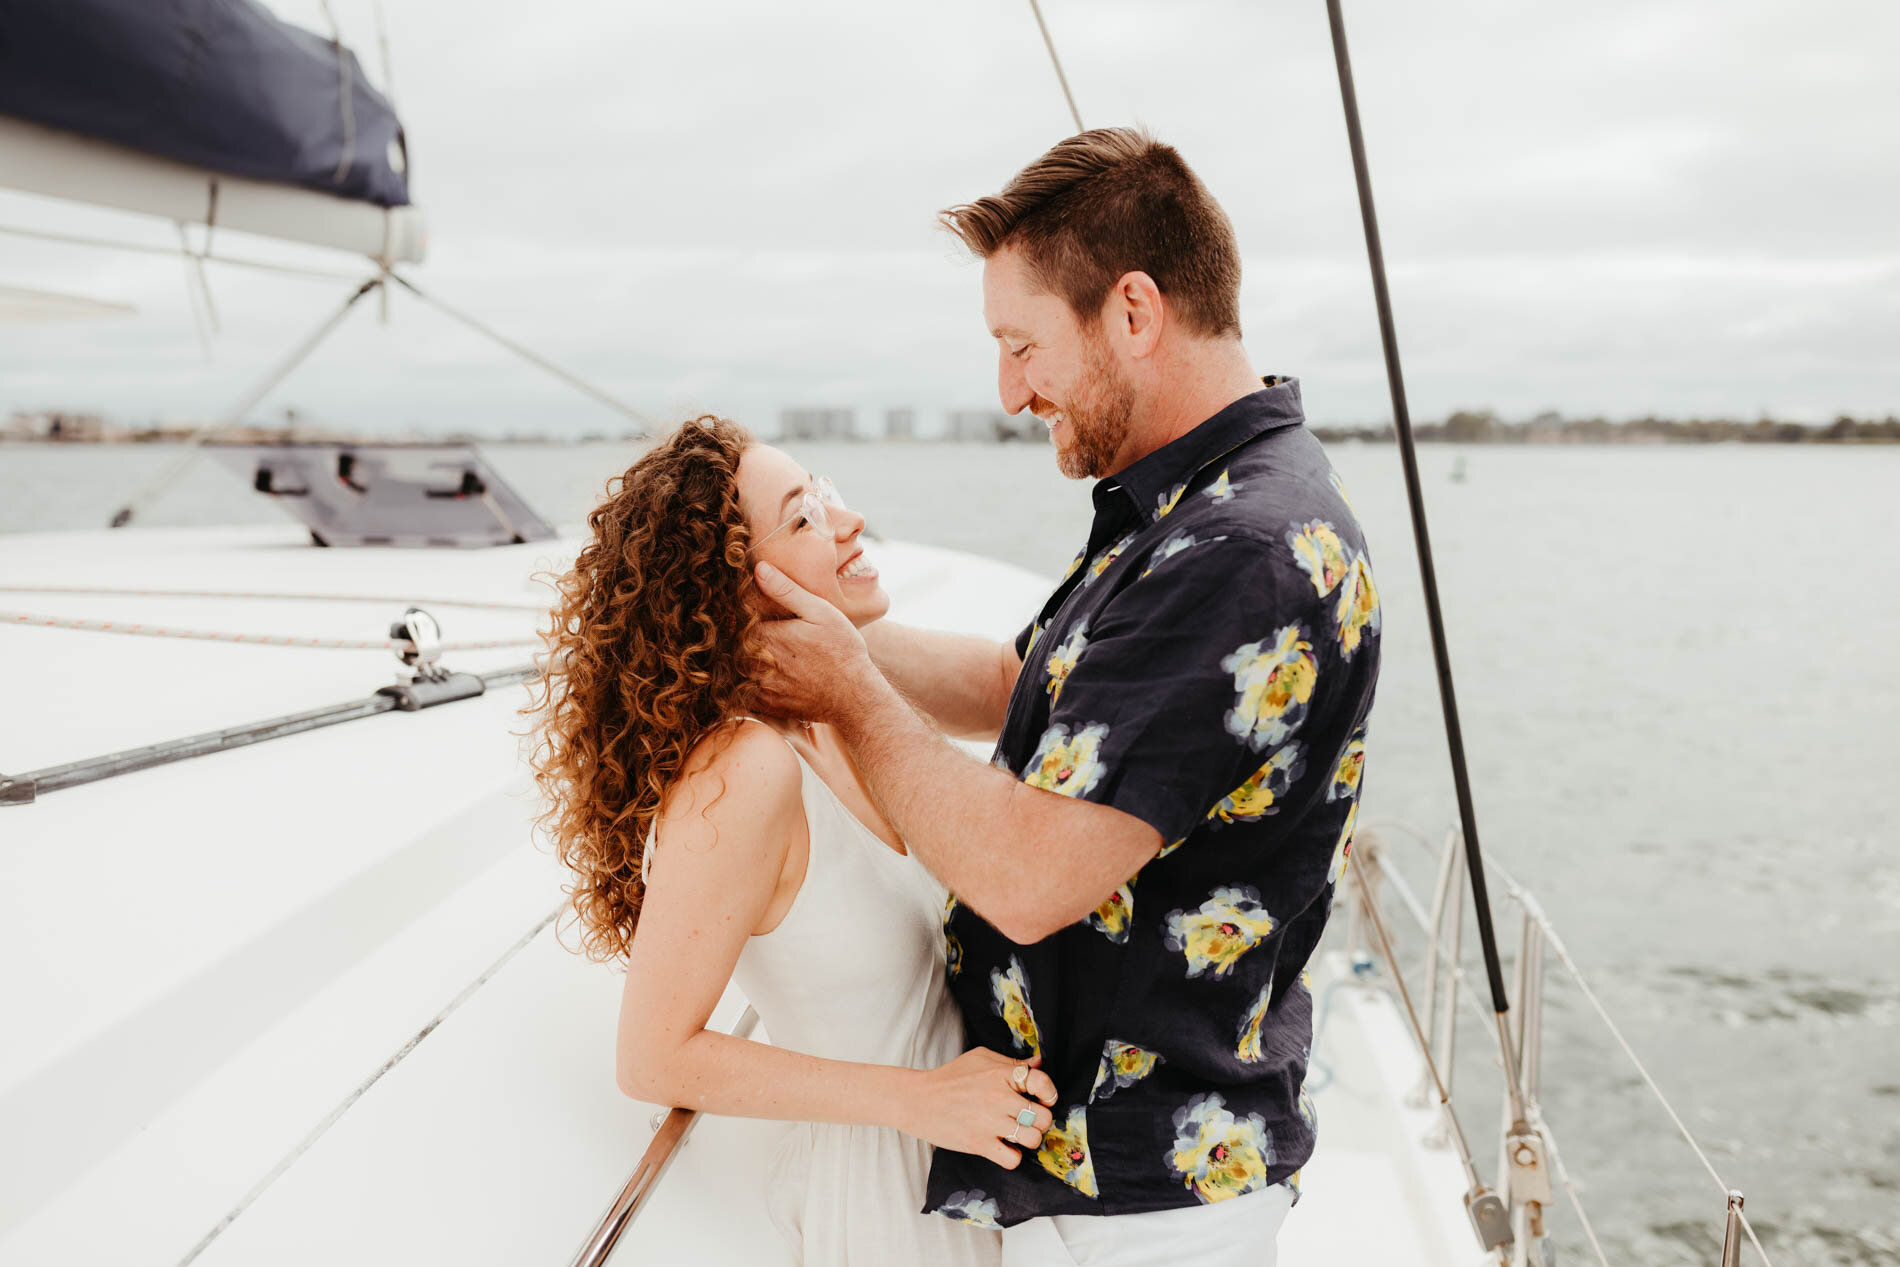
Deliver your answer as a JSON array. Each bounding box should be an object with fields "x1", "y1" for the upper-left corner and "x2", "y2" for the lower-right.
[{"x1": 527, "y1": 416, "x2": 1052, "y2": 1264}]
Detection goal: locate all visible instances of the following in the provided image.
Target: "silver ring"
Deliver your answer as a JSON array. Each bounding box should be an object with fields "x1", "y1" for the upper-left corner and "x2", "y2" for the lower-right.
[
  {"x1": 1010, "y1": 1064, "x2": 1030, "y2": 1093},
  {"x1": 1016, "y1": 1107, "x2": 1039, "y2": 1128},
  {"x1": 1010, "y1": 1124, "x2": 1035, "y2": 1146}
]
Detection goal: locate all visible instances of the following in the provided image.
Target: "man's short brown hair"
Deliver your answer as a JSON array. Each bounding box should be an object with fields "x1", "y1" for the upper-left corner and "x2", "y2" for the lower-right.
[{"x1": 940, "y1": 127, "x2": 1242, "y2": 340}]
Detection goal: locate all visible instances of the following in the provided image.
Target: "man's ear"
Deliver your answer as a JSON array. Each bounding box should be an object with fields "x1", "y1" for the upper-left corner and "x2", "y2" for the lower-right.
[{"x1": 1109, "y1": 270, "x2": 1164, "y2": 359}]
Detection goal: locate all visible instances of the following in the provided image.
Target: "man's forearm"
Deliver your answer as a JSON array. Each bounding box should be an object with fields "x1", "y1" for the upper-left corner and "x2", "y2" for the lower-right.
[
  {"x1": 862, "y1": 620, "x2": 1020, "y2": 741},
  {"x1": 836, "y1": 675, "x2": 1159, "y2": 943}
]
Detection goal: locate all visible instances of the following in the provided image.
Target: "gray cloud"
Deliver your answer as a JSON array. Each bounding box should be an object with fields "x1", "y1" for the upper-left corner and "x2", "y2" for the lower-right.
[{"x1": 2, "y1": 0, "x2": 1895, "y2": 435}]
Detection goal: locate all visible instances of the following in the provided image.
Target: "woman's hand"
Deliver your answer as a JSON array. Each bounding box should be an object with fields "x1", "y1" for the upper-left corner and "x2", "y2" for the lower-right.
[{"x1": 901, "y1": 1048, "x2": 1059, "y2": 1168}]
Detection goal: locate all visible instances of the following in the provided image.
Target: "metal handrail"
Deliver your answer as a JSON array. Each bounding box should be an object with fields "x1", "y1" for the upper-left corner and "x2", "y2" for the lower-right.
[
  {"x1": 0, "y1": 662, "x2": 540, "y2": 804},
  {"x1": 566, "y1": 1007, "x2": 762, "y2": 1267}
]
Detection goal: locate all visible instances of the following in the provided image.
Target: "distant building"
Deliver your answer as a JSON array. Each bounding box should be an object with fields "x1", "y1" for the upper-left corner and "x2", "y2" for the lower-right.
[
  {"x1": 882, "y1": 407, "x2": 915, "y2": 440},
  {"x1": 946, "y1": 408, "x2": 1047, "y2": 443},
  {"x1": 1, "y1": 411, "x2": 111, "y2": 442},
  {"x1": 947, "y1": 409, "x2": 1004, "y2": 441},
  {"x1": 780, "y1": 407, "x2": 856, "y2": 442}
]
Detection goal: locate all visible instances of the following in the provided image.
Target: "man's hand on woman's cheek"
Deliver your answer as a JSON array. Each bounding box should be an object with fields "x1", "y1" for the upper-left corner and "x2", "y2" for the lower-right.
[{"x1": 752, "y1": 562, "x2": 882, "y2": 725}]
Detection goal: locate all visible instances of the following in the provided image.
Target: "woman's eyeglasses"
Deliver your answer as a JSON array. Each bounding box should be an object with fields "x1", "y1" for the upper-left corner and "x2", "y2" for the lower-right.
[{"x1": 752, "y1": 476, "x2": 846, "y2": 551}]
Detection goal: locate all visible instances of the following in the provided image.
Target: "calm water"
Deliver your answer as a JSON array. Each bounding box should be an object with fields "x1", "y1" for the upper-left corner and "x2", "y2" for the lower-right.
[{"x1": 5, "y1": 440, "x2": 1898, "y2": 1264}]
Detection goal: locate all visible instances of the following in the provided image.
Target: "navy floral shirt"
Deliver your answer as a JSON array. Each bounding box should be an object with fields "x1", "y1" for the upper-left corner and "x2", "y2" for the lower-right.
[{"x1": 925, "y1": 378, "x2": 1381, "y2": 1229}]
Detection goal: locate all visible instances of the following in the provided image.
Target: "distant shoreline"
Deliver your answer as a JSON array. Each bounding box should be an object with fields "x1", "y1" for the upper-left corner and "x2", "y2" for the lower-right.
[{"x1": 3, "y1": 411, "x2": 1897, "y2": 447}]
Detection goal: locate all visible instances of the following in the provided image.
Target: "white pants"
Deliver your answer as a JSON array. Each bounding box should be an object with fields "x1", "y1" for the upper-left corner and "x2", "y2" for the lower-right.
[{"x1": 999, "y1": 1182, "x2": 1293, "y2": 1267}]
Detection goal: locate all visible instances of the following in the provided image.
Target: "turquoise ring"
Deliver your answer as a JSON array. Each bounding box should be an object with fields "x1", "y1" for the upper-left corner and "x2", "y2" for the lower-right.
[{"x1": 1016, "y1": 1108, "x2": 1038, "y2": 1128}]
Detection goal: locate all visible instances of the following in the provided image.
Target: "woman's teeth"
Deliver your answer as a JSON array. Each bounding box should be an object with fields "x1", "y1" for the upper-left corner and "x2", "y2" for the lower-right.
[{"x1": 838, "y1": 556, "x2": 876, "y2": 580}]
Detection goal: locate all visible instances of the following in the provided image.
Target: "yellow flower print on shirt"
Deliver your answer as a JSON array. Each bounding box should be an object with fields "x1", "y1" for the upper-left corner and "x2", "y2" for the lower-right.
[
  {"x1": 1024, "y1": 620, "x2": 1046, "y2": 657},
  {"x1": 1044, "y1": 621, "x2": 1089, "y2": 703},
  {"x1": 1155, "y1": 481, "x2": 1188, "y2": 520},
  {"x1": 1155, "y1": 836, "x2": 1187, "y2": 860},
  {"x1": 1086, "y1": 880, "x2": 1134, "y2": 944},
  {"x1": 1236, "y1": 978, "x2": 1274, "y2": 1062},
  {"x1": 1168, "y1": 1093, "x2": 1275, "y2": 1204},
  {"x1": 1209, "y1": 743, "x2": 1307, "y2": 825},
  {"x1": 943, "y1": 893, "x2": 962, "y2": 977},
  {"x1": 1222, "y1": 626, "x2": 1318, "y2": 752},
  {"x1": 1286, "y1": 519, "x2": 1350, "y2": 598},
  {"x1": 1085, "y1": 533, "x2": 1133, "y2": 583},
  {"x1": 1334, "y1": 553, "x2": 1381, "y2": 658},
  {"x1": 1037, "y1": 1106, "x2": 1098, "y2": 1197},
  {"x1": 1203, "y1": 467, "x2": 1244, "y2": 504},
  {"x1": 1328, "y1": 803, "x2": 1358, "y2": 885},
  {"x1": 989, "y1": 955, "x2": 1041, "y2": 1055},
  {"x1": 1329, "y1": 736, "x2": 1366, "y2": 802},
  {"x1": 1139, "y1": 531, "x2": 1200, "y2": 580},
  {"x1": 1023, "y1": 722, "x2": 1110, "y2": 799},
  {"x1": 1164, "y1": 886, "x2": 1276, "y2": 978},
  {"x1": 1328, "y1": 467, "x2": 1357, "y2": 513},
  {"x1": 936, "y1": 1189, "x2": 1002, "y2": 1230},
  {"x1": 1061, "y1": 549, "x2": 1086, "y2": 582},
  {"x1": 1090, "y1": 1039, "x2": 1162, "y2": 1101}
]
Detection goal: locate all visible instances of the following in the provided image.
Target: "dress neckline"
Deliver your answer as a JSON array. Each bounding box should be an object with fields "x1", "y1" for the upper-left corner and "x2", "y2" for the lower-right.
[{"x1": 782, "y1": 744, "x2": 911, "y2": 861}]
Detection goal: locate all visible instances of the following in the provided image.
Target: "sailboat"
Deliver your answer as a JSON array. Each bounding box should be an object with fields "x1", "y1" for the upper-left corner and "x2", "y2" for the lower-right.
[{"x1": 0, "y1": 2, "x2": 1774, "y2": 1265}]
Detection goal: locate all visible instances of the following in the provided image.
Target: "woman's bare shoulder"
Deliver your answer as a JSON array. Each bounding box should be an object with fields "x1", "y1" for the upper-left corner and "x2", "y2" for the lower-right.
[{"x1": 654, "y1": 720, "x2": 804, "y2": 856}]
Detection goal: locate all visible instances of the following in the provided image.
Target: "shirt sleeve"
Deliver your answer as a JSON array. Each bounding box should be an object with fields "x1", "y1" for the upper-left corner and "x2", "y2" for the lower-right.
[{"x1": 1019, "y1": 535, "x2": 1329, "y2": 848}]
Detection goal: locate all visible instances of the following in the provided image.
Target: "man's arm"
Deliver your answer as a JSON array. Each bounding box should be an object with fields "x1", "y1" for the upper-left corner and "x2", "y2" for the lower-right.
[
  {"x1": 847, "y1": 675, "x2": 1158, "y2": 943},
  {"x1": 756, "y1": 565, "x2": 1158, "y2": 942},
  {"x1": 861, "y1": 620, "x2": 1021, "y2": 742}
]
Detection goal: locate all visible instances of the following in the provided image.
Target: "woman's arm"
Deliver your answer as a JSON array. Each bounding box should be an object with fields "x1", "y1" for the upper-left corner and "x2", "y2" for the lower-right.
[{"x1": 614, "y1": 722, "x2": 1052, "y2": 1167}]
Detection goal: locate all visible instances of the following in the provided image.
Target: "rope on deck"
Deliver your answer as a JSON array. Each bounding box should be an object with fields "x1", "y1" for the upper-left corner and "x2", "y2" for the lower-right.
[
  {"x1": 3, "y1": 608, "x2": 539, "y2": 651},
  {"x1": 0, "y1": 583, "x2": 550, "y2": 612}
]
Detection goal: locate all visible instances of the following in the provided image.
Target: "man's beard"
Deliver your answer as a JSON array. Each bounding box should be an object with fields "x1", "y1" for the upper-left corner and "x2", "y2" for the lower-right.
[{"x1": 1046, "y1": 335, "x2": 1135, "y2": 480}]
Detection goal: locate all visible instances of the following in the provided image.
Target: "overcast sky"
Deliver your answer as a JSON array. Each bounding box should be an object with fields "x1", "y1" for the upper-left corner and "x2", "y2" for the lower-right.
[{"x1": 2, "y1": 0, "x2": 1896, "y2": 436}]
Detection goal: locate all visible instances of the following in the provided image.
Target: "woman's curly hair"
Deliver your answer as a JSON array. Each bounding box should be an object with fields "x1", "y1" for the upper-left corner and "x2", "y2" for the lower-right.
[{"x1": 524, "y1": 416, "x2": 765, "y2": 962}]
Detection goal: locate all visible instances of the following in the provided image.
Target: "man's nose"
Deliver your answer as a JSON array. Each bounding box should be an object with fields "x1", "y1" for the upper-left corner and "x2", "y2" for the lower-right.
[{"x1": 997, "y1": 350, "x2": 1035, "y2": 416}]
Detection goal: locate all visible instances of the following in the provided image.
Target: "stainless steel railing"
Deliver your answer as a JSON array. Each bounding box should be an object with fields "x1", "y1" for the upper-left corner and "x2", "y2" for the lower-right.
[
  {"x1": 1345, "y1": 823, "x2": 1776, "y2": 1267},
  {"x1": 565, "y1": 1007, "x2": 762, "y2": 1267}
]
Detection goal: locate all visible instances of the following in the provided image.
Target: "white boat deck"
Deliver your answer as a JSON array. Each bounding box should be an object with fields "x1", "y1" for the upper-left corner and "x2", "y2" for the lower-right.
[{"x1": 0, "y1": 524, "x2": 1482, "y2": 1266}]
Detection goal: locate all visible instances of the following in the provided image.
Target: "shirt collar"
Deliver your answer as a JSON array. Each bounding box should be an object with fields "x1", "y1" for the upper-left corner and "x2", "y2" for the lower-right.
[{"x1": 1095, "y1": 376, "x2": 1306, "y2": 524}]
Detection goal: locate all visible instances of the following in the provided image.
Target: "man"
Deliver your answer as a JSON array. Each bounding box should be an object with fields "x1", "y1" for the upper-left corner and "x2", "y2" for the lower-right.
[{"x1": 754, "y1": 127, "x2": 1380, "y2": 1266}]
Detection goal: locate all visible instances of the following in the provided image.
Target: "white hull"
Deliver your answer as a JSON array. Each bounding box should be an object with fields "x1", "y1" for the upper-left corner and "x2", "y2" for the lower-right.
[{"x1": 0, "y1": 524, "x2": 1477, "y2": 1266}]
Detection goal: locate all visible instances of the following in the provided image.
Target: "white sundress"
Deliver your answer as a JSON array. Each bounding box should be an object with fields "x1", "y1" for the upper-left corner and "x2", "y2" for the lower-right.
[{"x1": 697, "y1": 721, "x2": 1001, "y2": 1266}]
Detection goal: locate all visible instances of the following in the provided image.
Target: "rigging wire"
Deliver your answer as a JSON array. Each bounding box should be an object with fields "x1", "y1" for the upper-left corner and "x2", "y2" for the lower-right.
[
  {"x1": 107, "y1": 275, "x2": 386, "y2": 528},
  {"x1": 1025, "y1": 0, "x2": 1085, "y2": 133},
  {"x1": 0, "y1": 222, "x2": 367, "y2": 282},
  {"x1": 175, "y1": 221, "x2": 216, "y2": 359},
  {"x1": 318, "y1": 0, "x2": 358, "y2": 184},
  {"x1": 386, "y1": 270, "x2": 657, "y2": 431},
  {"x1": 373, "y1": 0, "x2": 399, "y2": 114}
]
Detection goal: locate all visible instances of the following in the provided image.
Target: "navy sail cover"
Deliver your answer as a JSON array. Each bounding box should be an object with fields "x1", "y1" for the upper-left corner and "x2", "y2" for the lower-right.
[{"x1": 0, "y1": 0, "x2": 411, "y2": 207}]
